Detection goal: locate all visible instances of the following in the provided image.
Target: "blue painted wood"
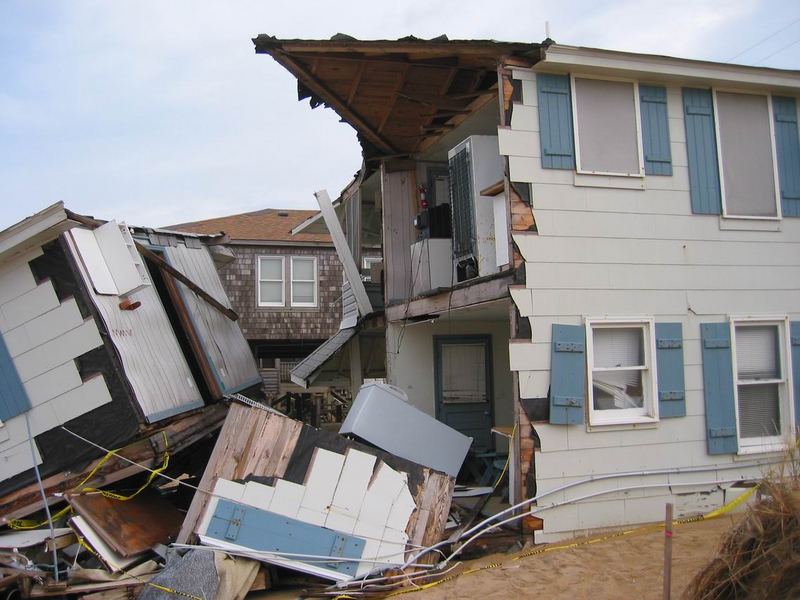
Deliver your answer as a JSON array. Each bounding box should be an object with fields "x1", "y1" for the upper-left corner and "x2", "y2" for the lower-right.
[
  {"x1": 207, "y1": 499, "x2": 366, "y2": 576},
  {"x1": 772, "y1": 96, "x2": 800, "y2": 217},
  {"x1": 700, "y1": 323, "x2": 737, "y2": 455},
  {"x1": 655, "y1": 323, "x2": 686, "y2": 418},
  {"x1": 683, "y1": 88, "x2": 722, "y2": 214},
  {"x1": 0, "y1": 333, "x2": 31, "y2": 422},
  {"x1": 639, "y1": 85, "x2": 672, "y2": 176},
  {"x1": 791, "y1": 322, "x2": 800, "y2": 426},
  {"x1": 536, "y1": 74, "x2": 575, "y2": 170},
  {"x1": 549, "y1": 324, "x2": 585, "y2": 425}
]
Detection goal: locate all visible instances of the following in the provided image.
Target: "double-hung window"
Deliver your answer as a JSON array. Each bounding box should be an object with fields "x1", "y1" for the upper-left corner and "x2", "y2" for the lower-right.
[
  {"x1": 290, "y1": 257, "x2": 317, "y2": 308},
  {"x1": 586, "y1": 318, "x2": 658, "y2": 425},
  {"x1": 732, "y1": 319, "x2": 791, "y2": 452},
  {"x1": 572, "y1": 77, "x2": 644, "y2": 177},
  {"x1": 714, "y1": 91, "x2": 781, "y2": 219},
  {"x1": 257, "y1": 256, "x2": 284, "y2": 307}
]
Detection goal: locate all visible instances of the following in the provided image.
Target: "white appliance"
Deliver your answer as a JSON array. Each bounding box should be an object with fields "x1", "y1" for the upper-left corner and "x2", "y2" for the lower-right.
[
  {"x1": 340, "y1": 383, "x2": 472, "y2": 477},
  {"x1": 410, "y1": 238, "x2": 454, "y2": 296},
  {"x1": 447, "y1": 135, "x2": 505, "y2": 279}
]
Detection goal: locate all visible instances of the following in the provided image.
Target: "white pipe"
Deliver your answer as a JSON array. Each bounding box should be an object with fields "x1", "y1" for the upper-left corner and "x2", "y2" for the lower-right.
[
  {"x1": 445, "y1": 476, "x2": 747, "y2": 564},
  {"x1": 396, "y1": 458, "x2": 775, "y2": 571}
]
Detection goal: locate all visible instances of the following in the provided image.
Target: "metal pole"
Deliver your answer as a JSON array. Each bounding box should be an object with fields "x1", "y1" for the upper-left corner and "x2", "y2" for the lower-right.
[{"x1": 663, "y1": 502, "x2": 674, "y2": 600}]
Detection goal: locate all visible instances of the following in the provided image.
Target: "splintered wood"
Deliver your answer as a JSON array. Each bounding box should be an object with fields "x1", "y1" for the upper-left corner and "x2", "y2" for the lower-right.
[{"x1": 178, "y1": 403, "x2": 455, "y2": 573}]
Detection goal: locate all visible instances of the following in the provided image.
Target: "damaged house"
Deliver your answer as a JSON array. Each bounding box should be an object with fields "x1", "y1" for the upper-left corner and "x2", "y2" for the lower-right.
[
  {"x1": 254, "y1": 35, "x2": 800, "y2": 542},
  {"x1": 0, "y1": 202, "x2": 260, "y2": 520}
]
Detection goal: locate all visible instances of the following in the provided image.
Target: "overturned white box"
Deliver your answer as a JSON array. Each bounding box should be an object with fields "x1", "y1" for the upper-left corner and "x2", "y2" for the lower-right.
[{"x1": 340, "y1": 383, "x2": 472, "y2": 477}]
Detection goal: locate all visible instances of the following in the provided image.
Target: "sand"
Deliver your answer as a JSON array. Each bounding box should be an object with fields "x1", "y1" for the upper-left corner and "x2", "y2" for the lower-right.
[{"x1": 414, "y1": 515, "x2": 738, "y2": 600}]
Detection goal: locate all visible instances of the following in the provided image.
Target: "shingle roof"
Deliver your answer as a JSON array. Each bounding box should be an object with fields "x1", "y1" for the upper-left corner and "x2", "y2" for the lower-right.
[{"x1": 169, "y1": 208, "x2": 331, "y2": 243}]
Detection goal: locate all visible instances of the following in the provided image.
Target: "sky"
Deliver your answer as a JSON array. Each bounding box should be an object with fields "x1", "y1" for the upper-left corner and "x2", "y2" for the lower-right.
[{"x1": 1, "y1": 0, "x2": 799, "y2": 230}]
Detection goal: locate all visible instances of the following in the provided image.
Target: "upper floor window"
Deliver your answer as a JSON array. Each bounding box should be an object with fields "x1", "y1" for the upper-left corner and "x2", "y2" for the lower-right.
[
  {"x1": 290, "y1": 257, "x2": 317, "y2": 307},
  {"x1": 257, "y1": 256, "x2": 284, "y2": 307},
  {"x1": 714, "y1": 91, "x2": 780, "y2": 219},
  {"x1": 572, "y1": 77, "x2": 643, "y2": 177}
]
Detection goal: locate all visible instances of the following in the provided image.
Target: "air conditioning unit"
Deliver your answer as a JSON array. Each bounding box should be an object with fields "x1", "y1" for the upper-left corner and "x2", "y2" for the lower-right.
[{"x1": 447, "y1": 135, "x2": 504, "y2": 281}]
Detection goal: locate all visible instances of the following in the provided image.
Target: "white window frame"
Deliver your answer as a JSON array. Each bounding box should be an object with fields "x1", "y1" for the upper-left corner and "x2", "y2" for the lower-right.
[
  {"x1": 730, "y1": 316, "x2": 794, "y2": 454},
  {"x1": 362, "y1": 256, "x2": 382, "y2": 282},
  {"x1": 570, "y1": 74, "x2": 646, "y2": 178},
  {"x1": 712, "y1": 88, "x2": 783, "y2": 221},
  {"x1": 290, "y1": 256, "x2": 318, "y2": 308},
  {"x1": 585, "y1": 317, "x2": 659, "y2": 426},
  {"x1": 257, "y1": 255, "x2": 285, "y2": 308}
]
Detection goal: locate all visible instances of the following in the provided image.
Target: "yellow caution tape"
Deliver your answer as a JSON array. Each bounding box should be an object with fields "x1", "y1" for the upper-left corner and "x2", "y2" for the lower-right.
[{"x1": 384, "y1": 481, "x2": 760, "y2": 597}]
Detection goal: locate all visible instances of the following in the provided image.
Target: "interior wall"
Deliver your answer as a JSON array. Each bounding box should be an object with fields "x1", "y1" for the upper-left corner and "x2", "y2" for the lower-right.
[{"x1": 385, "y1": 317, "x2": 513, "y2": 450}]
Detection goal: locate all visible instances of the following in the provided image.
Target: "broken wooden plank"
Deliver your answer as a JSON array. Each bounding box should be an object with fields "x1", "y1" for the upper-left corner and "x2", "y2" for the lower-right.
[
  {"x1": 1, "y1": 403, "x2": 226, "y2": 522},
  {"x1": 66, "y1": 489, "x2": 183, "y2": 557}
]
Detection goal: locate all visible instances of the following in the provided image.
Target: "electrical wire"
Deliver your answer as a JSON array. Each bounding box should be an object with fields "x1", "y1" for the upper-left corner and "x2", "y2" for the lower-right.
[
  {"x1": 726, "y1": 16, "x2": 800, "y2": 62},
  {"x1": 754, "y1": 35, "x2": 800, "y2": 65},
  {"x1": 24, "y1": 413, "x2": 59, "y2": 582}
]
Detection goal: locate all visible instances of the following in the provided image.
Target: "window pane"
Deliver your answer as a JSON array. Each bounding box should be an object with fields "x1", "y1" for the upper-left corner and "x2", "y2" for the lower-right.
[
  {"x1": 292, "y1": 258, "x2": 314, "y2": 281},
  {"x1": 593, "y1": 327, "x2": 644, "y2": 368},
  {"x1": 442, "y1": 343, "x2": 487, "y2": 403},
  {"x1": 259, "y1": 281, "x2": 282, "y2": 303},
  {"x1": 593, "y1": 369, "x2": 644, "y2": 410},
  {"x1": 575, "y1": 78, "x2": 640, "y2": 174},
  {"x1": 292, "y1": 281, "x2": 315, "y2": 304},
  {"x1": 738, "y1": 383, "x2": 780, "y2": 437},
  {"x1": 259, "y1": 257, "x2": 282, "y2": 280},
  {"x1": 716, "y1": 92, "x2": 778, "y2": 217},
  {"x1": 736, "y1": 325, "x2": 779, "y2": 379}
]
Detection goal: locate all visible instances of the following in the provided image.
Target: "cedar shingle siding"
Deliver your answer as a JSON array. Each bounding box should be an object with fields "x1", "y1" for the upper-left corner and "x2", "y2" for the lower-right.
[{"x1": 220, "y1": 244, "x2": 342, "y2": 340}]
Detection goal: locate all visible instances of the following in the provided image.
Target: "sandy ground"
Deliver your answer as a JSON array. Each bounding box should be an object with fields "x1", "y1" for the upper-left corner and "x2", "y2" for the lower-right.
[
  {"x1": 252, "y1": 515, "x2": 737, "y2": 599},
  {"x1": 414, "y1": 515, "x2": 737, "y2": 600}
]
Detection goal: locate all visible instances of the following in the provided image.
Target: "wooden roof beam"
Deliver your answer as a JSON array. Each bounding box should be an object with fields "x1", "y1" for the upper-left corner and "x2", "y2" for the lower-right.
[
  {"x1": 377, "y1": 64, "x2": 411, "y2": 133},
  {"x1": 271, "y1": 50, "x2": 398, "y2": 155},
  {"x1": 347, "y1": 61, "x2": 367, "y2": 104}
]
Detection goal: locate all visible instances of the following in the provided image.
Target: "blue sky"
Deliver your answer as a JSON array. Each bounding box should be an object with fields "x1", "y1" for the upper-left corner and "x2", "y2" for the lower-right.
[{"x1": 1, "y1": 0, "x2": 799, "y2": 229}]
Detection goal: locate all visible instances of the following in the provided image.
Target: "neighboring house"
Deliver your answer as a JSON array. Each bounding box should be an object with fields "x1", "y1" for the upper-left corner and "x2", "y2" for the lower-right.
[
  {"x1": 0, "y1": 203, "x2": 259, "y2": 509},
  {"x1": 171, "y1": 208, "x2": 381, "y2": 397},
  {"x1": 255, "y1": 35, "x2": 800, "y2": 542}
]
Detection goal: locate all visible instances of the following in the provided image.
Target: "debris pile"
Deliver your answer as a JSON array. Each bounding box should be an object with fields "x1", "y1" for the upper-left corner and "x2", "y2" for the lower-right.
[{"x1": 0, "y1": 205, "x2": 514, "y2": 600}]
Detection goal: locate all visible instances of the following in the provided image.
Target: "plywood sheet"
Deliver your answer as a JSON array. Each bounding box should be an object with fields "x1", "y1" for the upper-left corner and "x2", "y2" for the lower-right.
[{"x1": 68, "y1": 489, "x2": 184, "y2": 557}]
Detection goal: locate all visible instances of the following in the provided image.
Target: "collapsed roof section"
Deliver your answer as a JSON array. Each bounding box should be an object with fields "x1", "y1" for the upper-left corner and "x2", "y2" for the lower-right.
[{"x1": 253, "y1": 34, "x2": 541, "y2": 160}]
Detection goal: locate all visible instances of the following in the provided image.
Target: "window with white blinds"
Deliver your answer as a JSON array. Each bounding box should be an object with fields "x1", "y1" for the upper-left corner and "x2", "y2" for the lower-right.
[
  {"x1": 258, "y1": 256, "x2": 284, "y2": 307},
  {"x1": 734, "y1": 323, "x2": 785, "y2": 444},
  {"x1": 441, "y1": 343, "x2": 487, "y2": 403},
  {"x1": 586, "y1": 320, "x2": 657, "y2": 425}
]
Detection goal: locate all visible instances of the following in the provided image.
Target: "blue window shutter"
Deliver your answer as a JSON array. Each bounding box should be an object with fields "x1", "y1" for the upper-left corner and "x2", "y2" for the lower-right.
[
  {"x1": 655, "y1": 323, "x2": 685, "y2": 418},
  {"x1": 700, "y1": 323, "x2": 737, "y2": 454},
  {"x1": 0, "y1": 333, "x2": 30, "y2": 422},
  {"x1": 639, "y1": 85, "x2": 672, "y2": 176},
  {"x1": 207, "y1": 499, "x2": 365, "y2": 576},
  {"x1": 683, "y1": 88, "x2": 722, "y2": 214},
  {"x1": 772, "y1": 96, "x2": 800, "y2": 217},
  {"x1": 549, "y1": 324, "x2": 585, "y2": 425},
  {"x1": 791, "y1": 321, "x2": 800, "y2": 426},
  {"x1": 537, "y1": 74, "x2": 575, "y2": 170}
]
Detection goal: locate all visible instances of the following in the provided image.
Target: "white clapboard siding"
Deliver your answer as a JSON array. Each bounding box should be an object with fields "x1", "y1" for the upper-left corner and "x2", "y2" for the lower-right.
[
  {"x1": 0, "y1": 440, "x2": 42, "y2": 483},
  {"x1": 23, "y1": 361, "x2": 84, "y2": 408},
  {"x1": 163, "y1": 245, "x2": 260, "y2": 393},
  {"x1": 199, "y1": 454, "x2": 415, "y2": 582},
  {"x1": 0, "y1": 250, "x2": 41, "y2": 305},
  {"x1": 0, "y1": 282, "x2": 60, "y2": 333},
  {"x1": 14, "y1": 320, "x2": 103, "y2": 382},
  {"x1": 65, "y1": 233, "x2": 203, "y2": 421},
  {"x1": 49, "y1": 375, "x2": 112, "y2": 424},
  {"x1": 3, "y1": 298, "x2": 84, "y2": 357},
  {"x1": 504, "y1": 72, "x2": 800, "y2": 542}
]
